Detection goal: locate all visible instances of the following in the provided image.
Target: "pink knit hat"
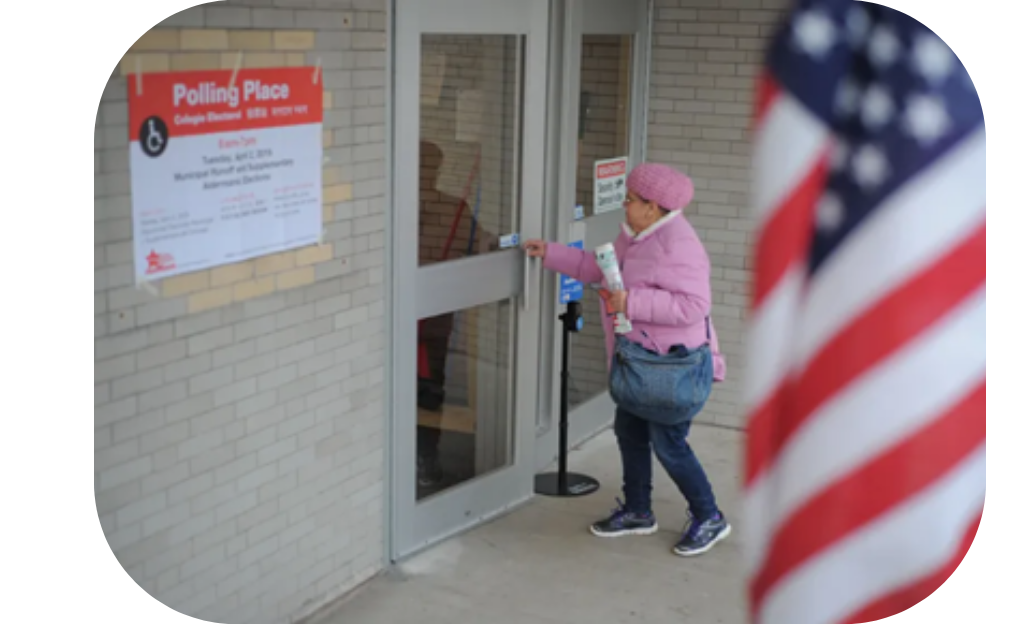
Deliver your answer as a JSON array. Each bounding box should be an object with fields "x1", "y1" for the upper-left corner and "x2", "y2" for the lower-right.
[{"x1": 626, "y1": 163, "x2": 695, "y2": 211}]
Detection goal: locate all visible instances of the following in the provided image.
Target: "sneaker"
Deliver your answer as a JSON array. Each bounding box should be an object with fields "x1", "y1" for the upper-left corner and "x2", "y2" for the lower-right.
[
  {"x1": 673, "y1": 512, "x2": 732, "y2": 556},
  {"x1": 589, "y1": 499, "x2": 659, "y2": 538}
]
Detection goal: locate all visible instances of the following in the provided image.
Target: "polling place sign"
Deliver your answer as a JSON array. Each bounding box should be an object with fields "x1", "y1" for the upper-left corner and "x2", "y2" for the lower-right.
[
  {"x1": 593, "y1": 156, "x2": 627, "y2": 215},
  {"x1": 127, "y1": 67, "x2": 323, "y2": 281}
]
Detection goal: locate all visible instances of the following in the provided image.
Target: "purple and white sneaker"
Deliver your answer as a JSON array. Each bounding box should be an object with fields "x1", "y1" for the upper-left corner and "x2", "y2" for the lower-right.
[
  {"x1": 673, "y1": 511, "x2": 732, "y2": 556},
  {"x1": 589, "y1": 499, "x2": 659, "y2": 538}
]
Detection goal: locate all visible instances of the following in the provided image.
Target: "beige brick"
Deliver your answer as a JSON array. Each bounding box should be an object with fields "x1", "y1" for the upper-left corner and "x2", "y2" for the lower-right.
[
  {"x1": 228, "y1": 31, "x2": 273, "y2": 51},
  {"x1": 255, "y1": 252, "x2": 295, "y2": 276},
  {"x1": 119, "y1": 54, "x2": 171, "y2": 76},
  {"x1": 171, "y1": 53, "x2": 221, "y2": 71},
  {"x1": 740, "y1": 9, "x2": 783, "y2": 24},
  {"x1": 233, "y1": 276, "x2": 276, "y2": 302},
  {"x1": 162, "y1": 271, "x2": 211, "y2": 297},
  {"x1": 236, "y1": 52, "x2": 286, "y2": 69},
  {"x1": 658, "y1": 8, "x2": 698, "y2": 21},
  {"x1": 181, "y1": 29, "x2": 229, "y2": 51},
  {"x1": 720, "y1": 23, "x2": 761, "y2": 37},
  {"x1": 276, "y1": 267, "x2": 316, "y2": 291},
  {"x1": 273, "y1": 31, "x2": 315, "y2": 51},
  {"x1": 219, "y1": 52, "x2": 242, "y2": 70},
  {"x1": 211, "y1": 262, "x2": 255, "y2": 287},
  {"x1": 736, "y1": 37, "x2": 767, "y2": 52},
  {"x1": 323, "y1": 167, "x2": 340, "y2": 186},
  {"x1": 286, "y1": 53, "x2": 306, "y2": 67},
  {"x1": 707, "y1": 50, "x2": 748, "y2": 63},
  {"x1": 333, "y1": 129, "x2": 351, "y2": 146},
  {"x1": 295, "y1": 244, "x2": 333, "y2": 266},
  {"x1": 716, "y1": 76, "x2": 752, "y2": 90},
  {"x1": 188, "y1": 287, "x2": 234, "y2": 313},
  {"x1": 130, "y1": 30, "x2": 179, "y2": 52},
  {"x1": 323, "y1": 130, "x2": 333, "y2": 149},
  {"x1": 699, "y1": 9, "x2": 740, "y2": 22},
  {"x1": 324, "y1": 184, "x2": 353, "y2": 204},
  {"x1": 323, "y1": 91, "x2": 333, "y2": 109},
  {"x1": 323, "y1": 205, "x2": 334, "y2": 222}
]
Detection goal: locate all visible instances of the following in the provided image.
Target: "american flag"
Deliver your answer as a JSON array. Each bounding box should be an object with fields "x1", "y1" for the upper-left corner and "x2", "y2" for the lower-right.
[{"x1": 744, "y1": 0, "x2": 985, "y2": 623}]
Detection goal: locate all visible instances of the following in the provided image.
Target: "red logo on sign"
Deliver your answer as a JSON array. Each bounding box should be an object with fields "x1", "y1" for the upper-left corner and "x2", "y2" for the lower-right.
[
  {"x1": 146, "y1": 250, "x2": 176, "y2": 274},
  {"x1": 596, "y1": 161, "x2": 627, "y2": 179}
]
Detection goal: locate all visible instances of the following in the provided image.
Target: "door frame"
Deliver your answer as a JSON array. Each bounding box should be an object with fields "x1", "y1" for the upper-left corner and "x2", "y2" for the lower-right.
[
  {"x1": 534, "y1": 0, "x2": 654, "y2": 471},
  {"x1": 386, "y1": 0, "x2": 552, "y2": 561}
]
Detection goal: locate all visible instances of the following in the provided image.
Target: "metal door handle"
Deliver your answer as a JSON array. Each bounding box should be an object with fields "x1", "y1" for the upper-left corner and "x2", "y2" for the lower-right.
[{"x1": 523, "y1": 254, "x2": 531, "y2": 312}]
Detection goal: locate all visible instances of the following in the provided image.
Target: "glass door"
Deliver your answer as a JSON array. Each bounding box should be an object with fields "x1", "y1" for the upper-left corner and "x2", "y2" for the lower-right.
[
  {"x1": 537, "y1": 0, "x2": 652, "y2": 456},
  {"x1": 391, "y1": 0, "x2": 549, "y2": 559}
]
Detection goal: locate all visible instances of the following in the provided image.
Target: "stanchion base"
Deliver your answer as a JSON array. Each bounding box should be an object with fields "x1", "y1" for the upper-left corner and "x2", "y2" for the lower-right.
[{"x1": 534, "y1": 472, "x2": 601, "y2": 497}]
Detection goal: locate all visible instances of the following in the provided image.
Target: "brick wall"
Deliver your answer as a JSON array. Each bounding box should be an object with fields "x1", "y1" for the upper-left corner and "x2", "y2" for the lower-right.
[
  {"x1": 646, "y1": 0, "x2": 792, "y2": 429},
  {"x1": 94, "y1": 0, "x2": 387, "y2": 622}
]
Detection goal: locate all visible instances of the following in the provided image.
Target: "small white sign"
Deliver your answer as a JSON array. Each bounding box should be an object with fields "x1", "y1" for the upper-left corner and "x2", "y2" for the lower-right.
[
  {"x1": 593, "y1": 156, "x2": 628, "y2": 215},
  {"x1": 574, "y1": 204, "x2": 585, "y2": 221},
  {"x1": 500, "y1": 233, "x2": 520, "y2": 249},
  {"x1": 568, "y1": 219, "x2": 586, "y2": 245}
]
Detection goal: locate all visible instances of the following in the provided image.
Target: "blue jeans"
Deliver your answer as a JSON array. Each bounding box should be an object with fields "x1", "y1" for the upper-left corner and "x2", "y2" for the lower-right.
[{"x1": 614, "y1": 406, "x2": 719, "y2": 521}]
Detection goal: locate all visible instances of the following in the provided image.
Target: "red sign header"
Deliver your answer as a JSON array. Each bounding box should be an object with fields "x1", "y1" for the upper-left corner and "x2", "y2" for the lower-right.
[
  {"x1": 127, "y1": 67, "x2": 323, "y2": 141},
  {"x1": 596, "y1": 160, "x2": 627, "y2": 179}
]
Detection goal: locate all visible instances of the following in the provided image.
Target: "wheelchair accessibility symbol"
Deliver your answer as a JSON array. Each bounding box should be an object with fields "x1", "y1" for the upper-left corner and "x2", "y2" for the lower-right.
[{"x1": 139, "y1": 116, "x2": 169, "y2": 158}]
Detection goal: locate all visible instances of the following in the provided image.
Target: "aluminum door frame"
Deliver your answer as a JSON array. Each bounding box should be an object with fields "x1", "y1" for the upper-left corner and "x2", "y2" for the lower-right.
[
  {"x1": 389, "y1": 0, "x2": 551, "y2": 560},
  {"x1": 535, "y1": 0, "x2": 654, "y2": 471}
]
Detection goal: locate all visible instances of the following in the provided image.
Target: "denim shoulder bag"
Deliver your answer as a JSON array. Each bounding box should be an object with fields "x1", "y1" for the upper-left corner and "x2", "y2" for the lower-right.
[{"x1": 608, "y1": 318, "x2": 715, "y2": 426}]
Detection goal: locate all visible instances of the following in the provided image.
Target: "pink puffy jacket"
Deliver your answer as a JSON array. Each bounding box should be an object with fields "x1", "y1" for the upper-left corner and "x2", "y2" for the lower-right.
[{"x1": 543, "y1": 210, "x2": 727, "y2": 382}]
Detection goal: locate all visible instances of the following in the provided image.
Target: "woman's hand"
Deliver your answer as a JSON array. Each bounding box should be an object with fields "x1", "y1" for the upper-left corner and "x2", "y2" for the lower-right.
[
  {"x1": 524, "y1": 239, "x2": 547, "y2": 261},
  {"x1": 605, "y1": 289, "x2": 628, "y2": 315}
]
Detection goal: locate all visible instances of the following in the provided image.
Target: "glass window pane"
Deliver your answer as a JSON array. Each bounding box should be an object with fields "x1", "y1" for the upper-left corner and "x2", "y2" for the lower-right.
[
  {"x1": 416, "y1": 299, "x2": 515, "y2": 500},
  {"x1": 419, "y1": 34, "x2": 524, "y2": 268},
  {"x1": 570, "y1": 34, "x2": 634, "y2": 409},
  {"x1": 575, "y1": 35, "x2": 633, "y2": 220}
]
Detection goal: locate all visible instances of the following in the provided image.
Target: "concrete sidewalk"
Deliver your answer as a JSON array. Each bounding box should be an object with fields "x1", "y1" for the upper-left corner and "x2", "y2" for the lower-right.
[{"x1": 311, "y1": 422, "x2": 747, "y2": 624}]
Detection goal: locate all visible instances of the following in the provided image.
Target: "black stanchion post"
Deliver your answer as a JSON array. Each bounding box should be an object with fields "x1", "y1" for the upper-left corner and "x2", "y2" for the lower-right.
[{"x1": 535, "y1": 300, "x2": 601, "y2": 497}]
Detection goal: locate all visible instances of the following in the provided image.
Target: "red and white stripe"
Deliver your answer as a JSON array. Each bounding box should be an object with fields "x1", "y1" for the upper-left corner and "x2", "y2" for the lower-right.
[{"x1": 744, "y1": 73, "x2": 986, "y2": 624}]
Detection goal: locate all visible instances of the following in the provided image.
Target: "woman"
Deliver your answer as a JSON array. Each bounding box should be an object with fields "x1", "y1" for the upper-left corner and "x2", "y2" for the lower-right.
[{"x1": 524, "y1": 163, "x2": 730, "y2": 557}]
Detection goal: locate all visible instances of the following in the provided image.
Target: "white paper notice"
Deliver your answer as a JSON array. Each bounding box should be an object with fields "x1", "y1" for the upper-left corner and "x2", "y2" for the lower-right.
[
  {"x1": 127, "y1": 67, "x2": 324, "y2": 282},
  {"x1": 593, "y1": 156, "x2": 628, "y2": 215}
]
